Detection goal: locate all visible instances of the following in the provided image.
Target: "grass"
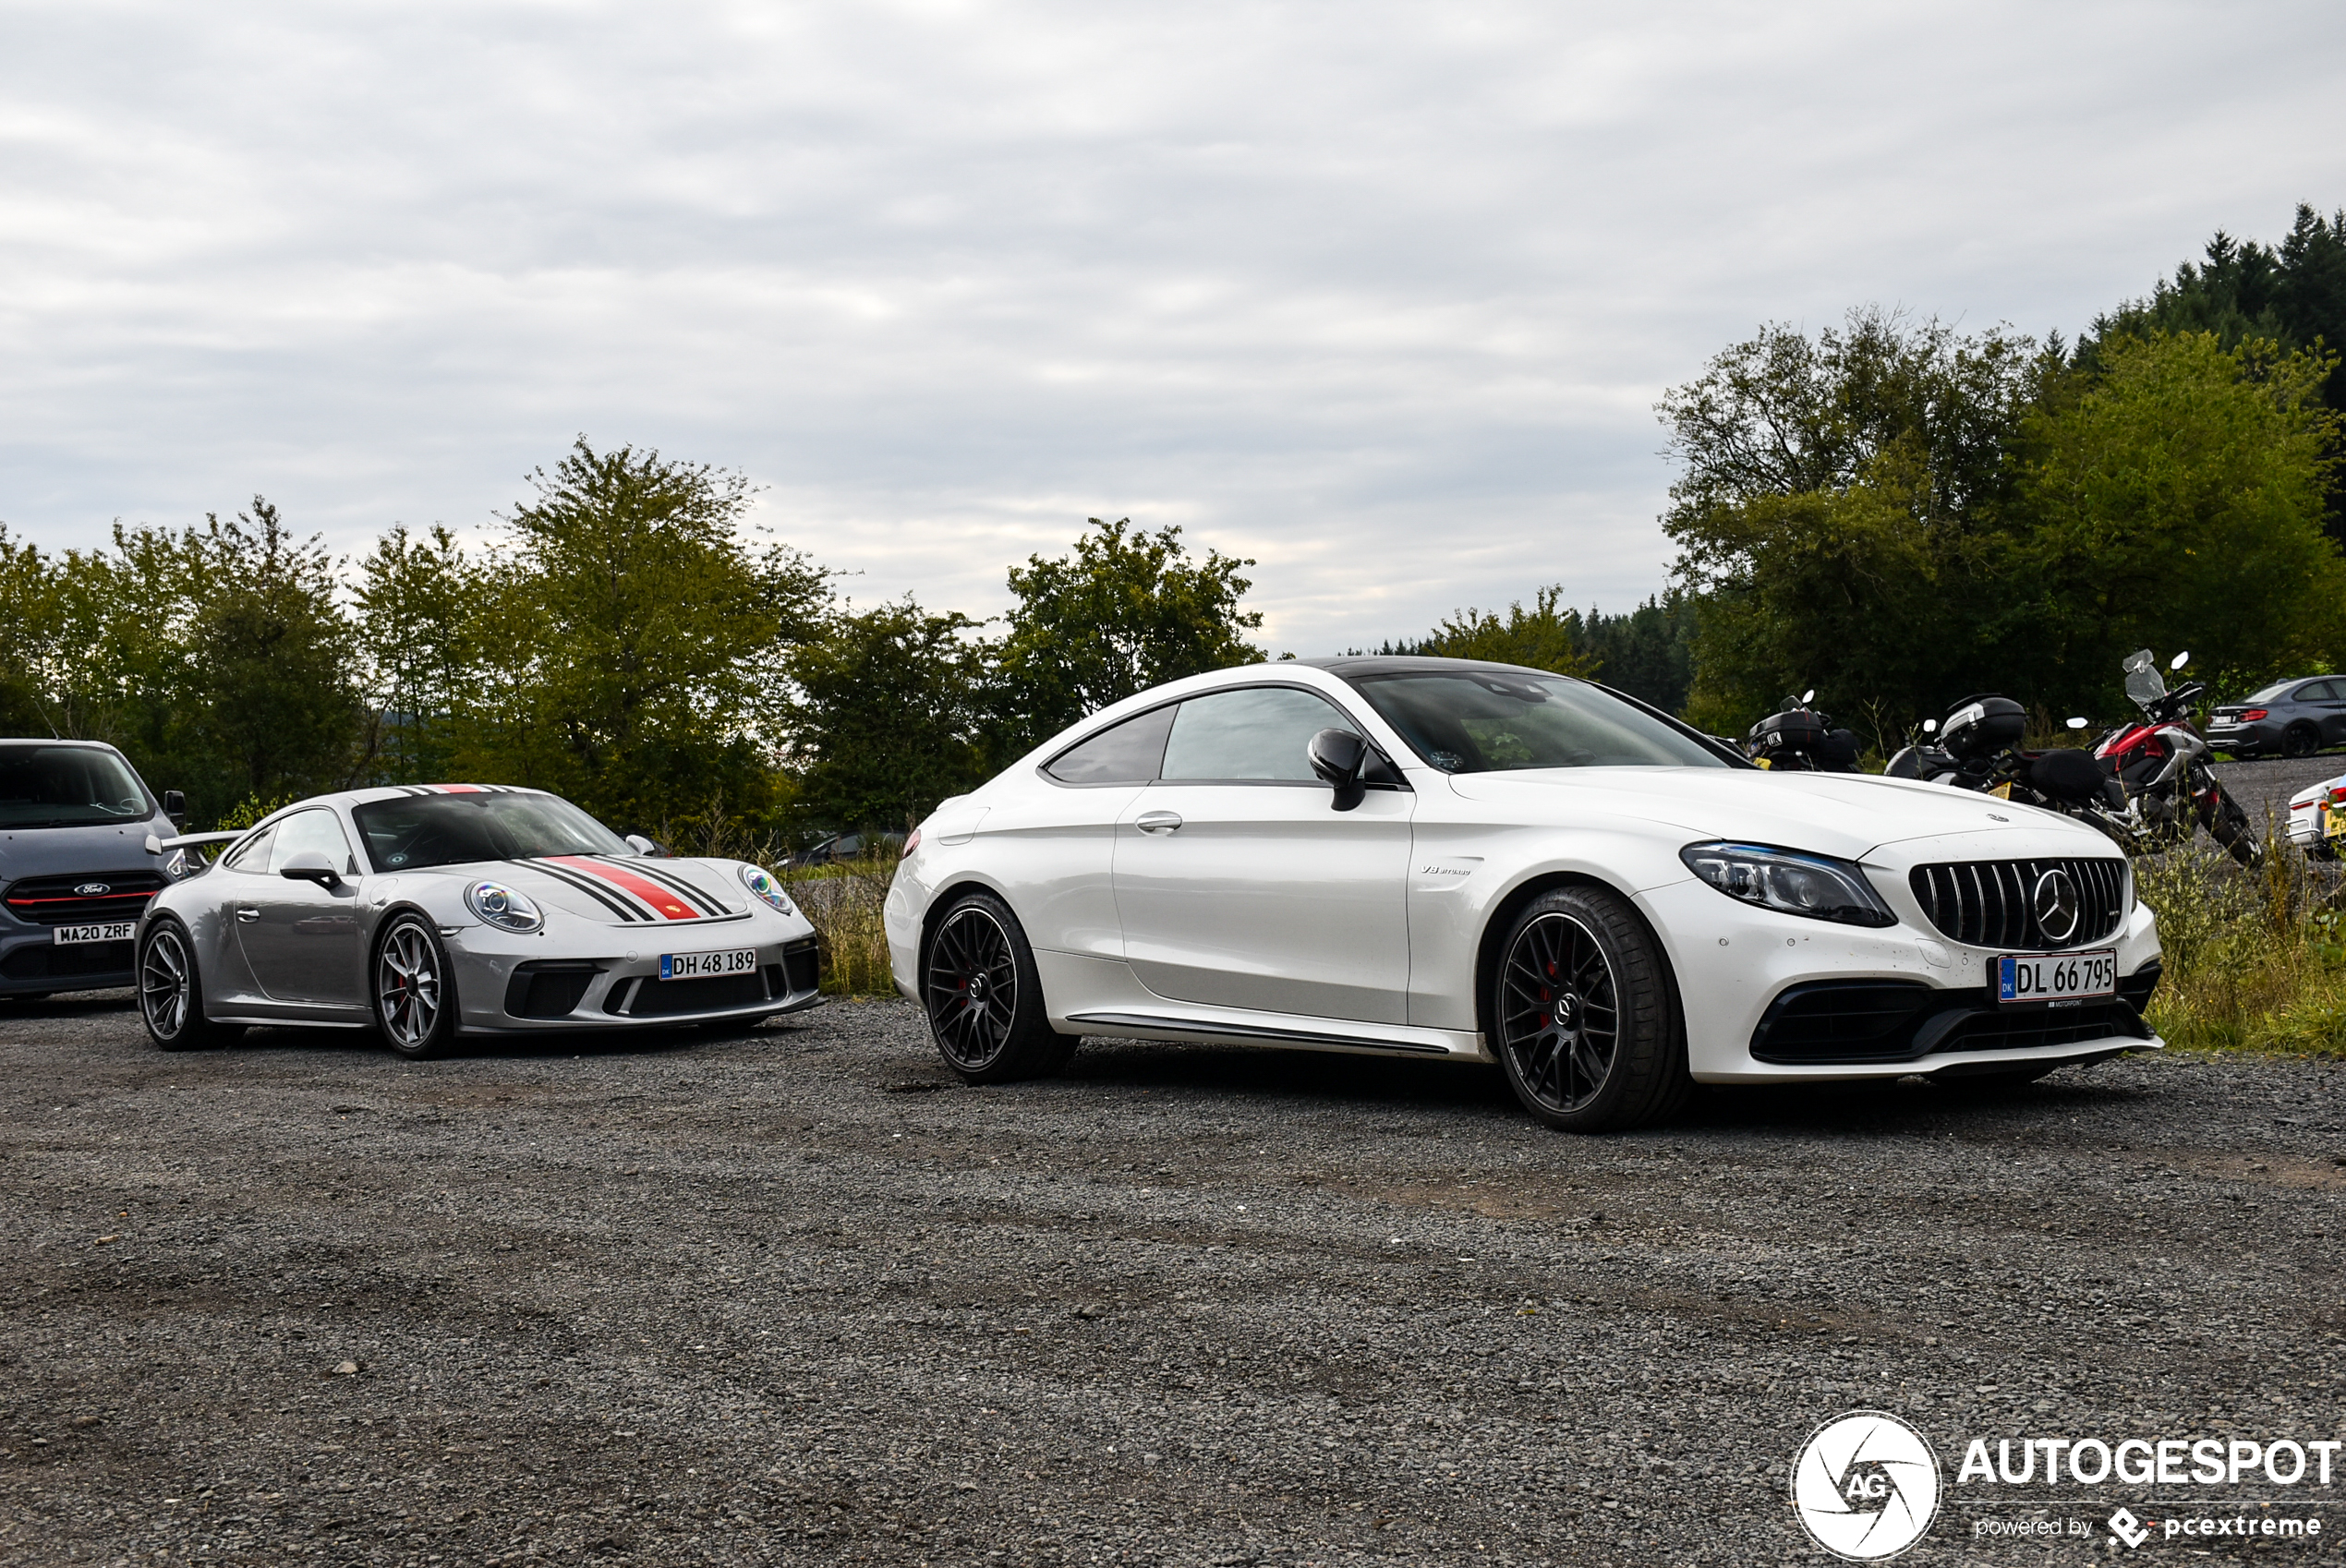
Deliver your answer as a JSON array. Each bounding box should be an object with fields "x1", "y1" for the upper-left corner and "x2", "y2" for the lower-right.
[
  {"x1": 776, "y1": 855, "x2": 899, "y2": 997},
  {"x1": 2135, "y1": 829, "x2": 2346, "y2": 1056}
]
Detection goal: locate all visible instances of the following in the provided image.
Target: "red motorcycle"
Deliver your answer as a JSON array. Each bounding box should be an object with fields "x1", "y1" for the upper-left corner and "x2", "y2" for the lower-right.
[{"x1": 2091, "y1": 649, "x2": 2259, "y2": 866}]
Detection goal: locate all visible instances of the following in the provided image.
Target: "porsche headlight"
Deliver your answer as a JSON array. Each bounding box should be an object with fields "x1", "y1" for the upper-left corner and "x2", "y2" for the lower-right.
[
  {"x1": 740, "y1": 864, "x2": 796, "y2": 916},
  {"x1": 466, "y1": 880, "x2": 544, "y2": 934},
  {"x1": 1680, "y1": 842, "x2": 1895, "y2": 928}
]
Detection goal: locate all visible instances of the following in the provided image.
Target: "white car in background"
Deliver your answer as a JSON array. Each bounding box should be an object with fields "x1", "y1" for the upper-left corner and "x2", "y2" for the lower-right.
[
  {"x1": 886, "y1": 657, "x2": 2164, "y2": 1131},
  {"x1": 2286, "y1": 773, "x2": 2346, "y2": 859}
]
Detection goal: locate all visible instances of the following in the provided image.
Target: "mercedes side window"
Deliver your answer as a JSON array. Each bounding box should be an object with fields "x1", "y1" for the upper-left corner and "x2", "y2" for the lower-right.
[
  {"x1": 1045, "y1": 704, "x2": 1178, "y2": 784},
  {"x1": 270, "y1": 808, "x2": 358, "y2": 876},
  {"x1": 1160, "y1": 687, "x2": 1360, "y2": 782},
  {"x1": 222, "y1": 823, "x2": 278, "y2": 873}
]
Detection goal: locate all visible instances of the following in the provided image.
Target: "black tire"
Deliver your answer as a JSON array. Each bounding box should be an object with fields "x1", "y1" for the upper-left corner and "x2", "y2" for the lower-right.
[
  {"x1": 373, "y1": 911, "x2": 460, "y2": 1060},
  {"x1": 1489, "y1": 885, "x2": 1689, "y2": 1132},
  {"x1": 2202, "y1": 787, "x2": 2263, "y2": 868},
  {"x1": 921, "y1": 890, "x2": 1075, "y2": 1084},
  {"x1": 2283, "y1": 724, "x2": 2319, "y2": 759},
  {"x1": 139, "y1": 919, "x2": 242, "y2": 1052}
]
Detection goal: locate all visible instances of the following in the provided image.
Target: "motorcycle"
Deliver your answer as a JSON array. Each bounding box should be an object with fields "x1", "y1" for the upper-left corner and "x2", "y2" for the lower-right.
[
  {"x1": 2089, "y1": 649, "x2": 2259, "y2": 866},
  {"x1": 1745, "y1": 690, "x2": 1861, "y2": 772},
  {"x1": 1885, "y1": 695, "x2": 2135, "y2": 849}
]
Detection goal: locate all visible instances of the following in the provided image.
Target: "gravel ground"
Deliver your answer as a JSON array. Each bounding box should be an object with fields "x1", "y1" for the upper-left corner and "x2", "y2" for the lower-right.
[
  {"x1": 2213, "y1": 754, "x2": 2343, "y2": 830},
  {"x1": 4, "y1": 995, "x2": 2344, "y2": 1566}
]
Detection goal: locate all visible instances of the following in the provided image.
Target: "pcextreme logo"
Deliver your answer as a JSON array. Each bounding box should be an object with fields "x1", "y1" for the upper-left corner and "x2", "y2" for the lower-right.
[{"x1": 1791, "y1": 1411, "x2": 1942, "y2": 1561}]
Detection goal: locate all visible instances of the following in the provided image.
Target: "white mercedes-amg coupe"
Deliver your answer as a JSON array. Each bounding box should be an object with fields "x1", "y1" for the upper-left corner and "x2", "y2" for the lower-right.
[
  {"x1": 885, "y1": 658, "x2": 2163, "y2": 1130},
  {"x1": 135, "y1": 785, "x2": 821, "y2": 1057}
]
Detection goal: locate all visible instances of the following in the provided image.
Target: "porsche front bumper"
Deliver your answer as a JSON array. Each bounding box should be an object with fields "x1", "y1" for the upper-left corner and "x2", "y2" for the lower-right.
[{"x1": 448, "y1": 932, "x2": 825, "y2": 1034}]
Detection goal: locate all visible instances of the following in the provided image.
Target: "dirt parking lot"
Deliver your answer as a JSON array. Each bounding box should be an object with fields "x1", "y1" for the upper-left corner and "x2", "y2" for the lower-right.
[{"x1": 4, "y1": 994, "x2": 2345, "y2": 1565}]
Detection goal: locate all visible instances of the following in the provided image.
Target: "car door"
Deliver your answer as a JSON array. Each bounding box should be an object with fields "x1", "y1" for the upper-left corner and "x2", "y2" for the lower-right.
[
  {"x1": 2303, "y1": 681, "x2": 2346, "y2": 744},
  {"x1": 233, "y1": 807, "x2": 367, "y2": 1008},
  {"x1": 1111, "y1": 683, "x2": 1413, "y2": 1024}
]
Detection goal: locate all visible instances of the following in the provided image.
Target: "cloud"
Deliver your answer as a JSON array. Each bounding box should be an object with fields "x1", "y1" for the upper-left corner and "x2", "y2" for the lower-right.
[{"x1": 2, "y1": 0, "x2": 2341, "y2": 651}]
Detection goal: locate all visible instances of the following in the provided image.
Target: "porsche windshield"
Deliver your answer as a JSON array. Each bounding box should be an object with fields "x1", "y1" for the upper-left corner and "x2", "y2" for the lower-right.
[
  {"x1": 0, "y1": 744, "x2": 153, "y2": 828},
  {"x1": 1346, "y1": 671, "x2": 1729, "y2": 772},
  {"x1": 351, "y1": 791, "x2": 631, "y2": 872}
]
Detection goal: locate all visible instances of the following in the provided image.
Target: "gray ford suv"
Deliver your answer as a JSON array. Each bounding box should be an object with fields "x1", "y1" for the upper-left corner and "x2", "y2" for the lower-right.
[
  {"x1": 2206, "y1": 678, "x2": 2346, "y2": 759},
  {"x1": 0, "y1": 741, "x2": 186, "y2": 999}
]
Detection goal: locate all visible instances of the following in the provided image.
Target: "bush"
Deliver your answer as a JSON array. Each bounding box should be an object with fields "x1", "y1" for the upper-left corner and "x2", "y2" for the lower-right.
[
  {"x1": 2136, "y1": 833, "x2": 2346, "y2": 1055},
  {"x1": 778, "y1": 856, "x2": 897, "y2": 997}
]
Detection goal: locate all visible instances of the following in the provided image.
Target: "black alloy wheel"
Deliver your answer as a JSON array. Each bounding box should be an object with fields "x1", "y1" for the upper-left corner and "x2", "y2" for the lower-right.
[
  {"x1": 139, "y1": 919, "x2": 241, "y2": 1052},
  {"x1": 921, "y1": 890, "x2": 1077, "y2": 1084},
  {"x1": 2283, "y1": 724, "x2": 2320, "y2": 759},
  {"x1": 1490, "y1": 886, "x2": 1688, "y2": 1132},
  {"x1": 374, "y1": 912, "x2": 459, "y2": 1059}
]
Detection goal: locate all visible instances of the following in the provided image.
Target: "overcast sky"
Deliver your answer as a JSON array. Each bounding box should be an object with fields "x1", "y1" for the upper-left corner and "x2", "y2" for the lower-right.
[{"x1": 3, "y1": 2, "x2": 2342, "y2": 653}]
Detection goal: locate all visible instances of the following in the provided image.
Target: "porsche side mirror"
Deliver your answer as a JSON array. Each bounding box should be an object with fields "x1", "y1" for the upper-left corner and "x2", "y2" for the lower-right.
[
  {"x1": 625, "y1": 834, "x2": 660, "y2": 857},
  {"x1": 279, "y1": 850, "x2": 342, "y2": 888},
  {"x1": 163, "y1": 790, "x2": 187, "y2": 829},
  {"x1": 1307, "y1": 729, "x2": 1369, "y2": 812}
]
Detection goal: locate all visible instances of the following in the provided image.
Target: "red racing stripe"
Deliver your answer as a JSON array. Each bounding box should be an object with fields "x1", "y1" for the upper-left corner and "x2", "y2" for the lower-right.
[{"x1": 544, "y1": 855, "x2": 698, "y2": 920}]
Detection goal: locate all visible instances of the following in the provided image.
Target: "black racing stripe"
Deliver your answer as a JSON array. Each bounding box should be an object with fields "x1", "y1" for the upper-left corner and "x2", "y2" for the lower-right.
[
  {"x1": 604, "y1": 857, "x2": 729, "y2": 915},
  {"x1": 397, "y1": 785, "x2": 431, "y2": 797},
  {"x1": 526, "y1": 858, "x2": 647, "y2": 923}
]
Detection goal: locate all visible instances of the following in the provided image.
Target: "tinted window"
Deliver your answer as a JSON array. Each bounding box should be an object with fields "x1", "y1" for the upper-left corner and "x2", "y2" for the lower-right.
[
  {"x1": 1348, "y1": 670, "x2": 1727, "y2": 772},
  {"x1": 223, "y1": 824, "x2": 277, "y2": 873},
  {"x1": 2295, "y1": 681, "x2": 2338, "y2": 702},
  {"x1": 1160, "y1": 687, "x2": 1357, "y2": 782},
  {"x1": 2243, "y1": 681, "x2": 2295, "y2": 703},
  {"x1": 270, "y1": 809, "x2": 357, "y2": 875},
  {"x1": 352, "y1": 791, "x2": 631, "y2": 873},
  {"x1": 1046, "y1": 704, "x2": 1178, "y2": 784},
  {"x1": 0, "y1": 744, "x2": 152, "y2": 829}
]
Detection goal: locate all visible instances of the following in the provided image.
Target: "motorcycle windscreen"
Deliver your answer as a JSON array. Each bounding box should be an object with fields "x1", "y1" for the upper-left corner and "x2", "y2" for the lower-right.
[{"x1": 2122, "y1": 648, "x2": 2166, "y2": 707}]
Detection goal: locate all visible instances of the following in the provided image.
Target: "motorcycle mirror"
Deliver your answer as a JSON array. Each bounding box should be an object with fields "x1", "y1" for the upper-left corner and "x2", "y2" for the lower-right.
[
  {"x1": 2171, "y1": 651, "x2": 2190, "y2": 670},
  {"x1": 2066, "y1": 717, "x2": 2088, "y2": 730},
  {"x1": 1801, "y1": 689, "x2": 1815, "y2": 704},
  {"x1": 1921, "y1": 718, "x2": 1938, "y2": 734}
]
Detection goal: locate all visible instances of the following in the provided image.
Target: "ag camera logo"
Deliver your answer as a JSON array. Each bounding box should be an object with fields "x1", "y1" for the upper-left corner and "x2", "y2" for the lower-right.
[{"x1": 1793, "y1": 1411, "x2": 1941, "y2": 1560}]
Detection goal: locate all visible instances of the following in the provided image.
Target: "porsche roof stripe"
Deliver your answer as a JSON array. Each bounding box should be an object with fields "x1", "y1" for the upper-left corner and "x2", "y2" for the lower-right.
[
  {"x1": 601, "y1": 857, "x2": 728, "y2": 915},
  {"x1": 543, "y1": 855, "x2": 699, "y2": 921},
  {"x1": 526, "y1": 858, "x2": 648, "y2": 922}
]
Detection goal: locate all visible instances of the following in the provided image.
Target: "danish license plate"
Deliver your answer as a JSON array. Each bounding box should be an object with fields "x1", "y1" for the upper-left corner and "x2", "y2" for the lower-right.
[
  {"x1": 1996, "y1": 948, "x2": 2116, "y2": 1007},
  {"x1": 659, "y1": 948, "x2": 758, "y2": 981},
  {"x1": 54, "y1": 922, "x2": 135, "y2": 945},
  {"x1": 2327, "y1": 807, "x2": 2346, "y2": 840}
]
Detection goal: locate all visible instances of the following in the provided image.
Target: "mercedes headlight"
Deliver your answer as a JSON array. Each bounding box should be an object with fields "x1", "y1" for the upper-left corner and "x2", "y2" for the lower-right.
[
  {"x1": 466, "y1": 880, "x2": 544, "y2": 934},
  {"x1": 740, "y1": 864, "x2": 796, "y2": 916},
  {"x1": 1680, "y1": 842, "x2": 1895, "y2": 928}
]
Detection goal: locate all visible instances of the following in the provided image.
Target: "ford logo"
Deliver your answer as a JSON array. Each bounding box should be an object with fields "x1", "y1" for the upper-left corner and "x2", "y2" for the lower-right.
[{"x1": 74, "y1": 882, "x2": 111, "y2": 896}]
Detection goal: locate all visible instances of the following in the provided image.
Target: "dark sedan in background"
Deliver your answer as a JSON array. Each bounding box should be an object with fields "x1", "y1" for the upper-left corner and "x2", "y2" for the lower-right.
[{"x1": 2206, "y1": 677, "x2": 2346, "y2": 758}]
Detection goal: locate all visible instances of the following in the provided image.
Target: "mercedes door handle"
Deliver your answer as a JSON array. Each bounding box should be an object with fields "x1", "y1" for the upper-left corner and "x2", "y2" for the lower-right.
[
  {"x1": 1135, "y1": 811, "x2": 1184, "y2": 835},
  {"x1": 235, "y1": 907, "x2": 260, "y2": 923}
]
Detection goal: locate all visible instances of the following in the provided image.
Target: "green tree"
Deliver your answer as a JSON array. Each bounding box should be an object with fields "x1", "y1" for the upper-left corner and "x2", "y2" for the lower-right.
[
  {"x1": 782, "y1": 598, "x2": 988, "y2": 833},
  {"x1": 0, "y1": 526, "x2": 59, "y2": 734},
  {"x1": 352, "y1": 524, "x2": 481, "y2": 785},
  {"x1": 2008, "y1": 331, "x2": 2345, "y2": 708},
  {"x1": 1419, "y1": 585, "x2": 1600, "y2": 677},
  {"x1": 986, "y1": 517, "x2": 1263, "y2": 759},
  {"x1": 484, "y1": 439, "x2": 828, "y2": 834}
]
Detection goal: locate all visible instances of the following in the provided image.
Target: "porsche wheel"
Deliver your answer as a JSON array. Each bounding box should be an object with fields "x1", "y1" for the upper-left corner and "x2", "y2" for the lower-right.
[
  {"x1": 1491, "y1": 886, "x2": 1688, "y2": 1132},
  {"x1": 922, "y1": 891, "x2": 1074, "y2": 1084},
  {"x1": 375, "y1": 913, "x2": 459, "y2": 1060},
  {"x1": 139, "y1": 919, "x2": 241, "y2": 1052}
]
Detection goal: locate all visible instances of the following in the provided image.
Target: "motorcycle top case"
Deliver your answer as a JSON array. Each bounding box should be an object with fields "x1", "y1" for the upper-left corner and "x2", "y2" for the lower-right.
[
  {"x1": 1748, "y1": 707, "x2": 1828, "y2": 754},
  {"x1": 1941, "y1": 695, "x2": 2026, "y2": 759}
]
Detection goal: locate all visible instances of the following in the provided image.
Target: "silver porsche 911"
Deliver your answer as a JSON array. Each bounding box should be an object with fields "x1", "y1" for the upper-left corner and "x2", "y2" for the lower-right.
[{"x1": 133, "y1": 784, "x2": 822, "y2": 1057}]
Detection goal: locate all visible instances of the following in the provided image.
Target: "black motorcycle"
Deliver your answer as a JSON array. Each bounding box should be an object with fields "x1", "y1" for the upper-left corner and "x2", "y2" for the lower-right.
[
  {"x1": 1745, "y1": 691, "x2": 1861, "y2": 772},
  {"x1": 1886, "y1": 694, "x2": 2135, "y2": 850}
]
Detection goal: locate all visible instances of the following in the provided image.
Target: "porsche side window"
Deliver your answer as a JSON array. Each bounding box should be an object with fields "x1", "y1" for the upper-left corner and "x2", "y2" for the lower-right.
[
  {"x1": 270, "y1": 808, "x2": 358, "y2": 876},
  {"x1": 1045, "y1": 704, "x2": 1178, "y2": 784},
  {"x1": 1160, "y1": 687, "x2": 1358, "y2": 783},
  {"x1": 221, "y1": 824, "x2": 277, "y2": 873}
]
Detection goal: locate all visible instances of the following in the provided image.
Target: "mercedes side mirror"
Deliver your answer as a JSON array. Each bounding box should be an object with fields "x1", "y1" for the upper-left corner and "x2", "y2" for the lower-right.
[
  {"x1": 625, "y1": 834, "x2": 661, "y2": 857},
  {"x1": 1307, "y1": 728, "x2": 1369, "y2": 812},
  {"x1": 280, "y1": 850, "x2": 342, "y2": 888},
  {"x1": 163, "y1": 790, "x2": 187, "y2": 829}
]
